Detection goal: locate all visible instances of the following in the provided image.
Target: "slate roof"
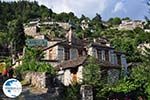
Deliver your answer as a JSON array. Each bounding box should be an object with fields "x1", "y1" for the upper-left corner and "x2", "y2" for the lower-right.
[
  {"x1": 56, "y1": 56, "x2": 88, "y2": 70},
  {"x1": 56, "y1": 55, "x2": 121, "y2": 71}
]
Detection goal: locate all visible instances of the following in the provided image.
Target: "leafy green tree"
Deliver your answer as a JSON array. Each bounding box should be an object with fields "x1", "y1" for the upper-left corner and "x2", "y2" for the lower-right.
[
  {"x1": 0, "y1": 32, "x2": 11, "y2": 48},
  {"x1": 122, "y1": 17, "x2": 130, "y2": 21},
  {"x1": 8, "y1": 19, "x2": 26, "y2": 53},
  {"x1": 108, "y1": 17, "x2": 121, "y2": 25},
  {"x1": 103, "y1": 47, "x2": 150, "y2": 99},
  {"x1": 63, "y1": 85, "x2": 80, "y2": 100},
  {"x1": 16, "y1": 47, "x2": 56, "y2": 75},
  {"x1": 83, "y1": 57, "x2": 108, "y2": 99},
  {"x1": 92, "y1": 13, "x2": 102, "y2": 22},
  {"x1": 83, "y1": 57, "x2": 101, "y2": 86}
]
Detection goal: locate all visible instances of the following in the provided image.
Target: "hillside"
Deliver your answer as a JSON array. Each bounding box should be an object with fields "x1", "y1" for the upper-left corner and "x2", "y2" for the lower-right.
[{"x1": 0, "y1": 0, "x2": 150, "y2": 63}]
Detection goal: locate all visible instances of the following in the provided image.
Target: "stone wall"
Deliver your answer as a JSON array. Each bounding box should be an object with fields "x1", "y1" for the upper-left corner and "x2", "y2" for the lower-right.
[
  {"x1": 22, "y1": 71, "x2": 52, "y2": 89},
  {"x1": 80, "y1": 85, "x2": 93, "y2": 100},
  {"x1": 24, "y1": 26, "x2": 39, "y2": 37}
]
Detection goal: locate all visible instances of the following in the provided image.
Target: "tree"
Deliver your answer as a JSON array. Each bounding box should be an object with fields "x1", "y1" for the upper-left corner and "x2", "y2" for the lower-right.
[
  {"x1": 92, "y1": 13, "x2": 102, "y2": 22},
  {"x1": 0, "y1": 31, "x2": 11, "y2": 48},
  {"x1": 90, "y1": 13, "x2": 105, "y2": 37},
  {"x1": 83, "y1": 57, "x2": 101, "y2": 86},
  {"x1": 16, "y1": 47, "x2": 56, "y2": 75},
  {"x1": 122, "y1": 17, "x2": 130, "y2": 21},
  {"x1": 108, "y1": 17, "x2": 121, "y2": 25},
  {"x1": 82, "y1": 57, "x2": 109, "y2": 99},
  {"x1": 8, "y1": 19, "x2": 26, "y2": 53},
  {"x1": 63, "y1": 85, "x2": 80, "y2": 100},
  {"x1": 104, "y1": 47, "x2": 150, "y2": 99}
]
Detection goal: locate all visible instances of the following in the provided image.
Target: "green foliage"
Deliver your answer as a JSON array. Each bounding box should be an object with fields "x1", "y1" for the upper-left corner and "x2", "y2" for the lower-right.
[
  {"x1": 16, "y1": 47, "x2": 56, "y2": 75},
  {"x1": 63, "y1": 85, "x2": 80, "y2": 100},
  {"x1": 8, "y1": 19, "x2": 26, "y2": 52},
  {"x1": 111, "y1": 36, "x2": 142, "y2": 62},
  {"x1": 83, "y1": 57, "x2": 101, "y2": 86},
  {"x1": 4, "y1": 57, "x2": 12, "y2": 69},
  {"x1": 0, "y1": 1, "x2": 52, "y2": 30},
  {"x1": 0, "y1": 31, "x2": 11, "y2": 48},
  {"x1": 102, "y1": 48, "x2": 150, "y2": 99},
  {"x1": 122, "y1": 17, "x2": 130, "y2": 20},
  {"x1": 40, "y1": 24, "x2": 66, "y2": 38},
  {"x1": 82, "y1": 56, "x2": 108, "y2": 99},
  {"x1": 108, "y1": 17, "x2": 121, "y2": 25}
]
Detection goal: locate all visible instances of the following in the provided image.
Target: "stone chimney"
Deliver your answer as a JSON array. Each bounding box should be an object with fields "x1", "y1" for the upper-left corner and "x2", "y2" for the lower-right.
[
  {"x1": 65, "y1": 27, "x2": 76, "y2": 44},
  {"x1": 93, "y1": 38, "x2": 97, "y2": 43},
  {"x1": 106, "y1": 43, "x2": 110, "y2": 47}
]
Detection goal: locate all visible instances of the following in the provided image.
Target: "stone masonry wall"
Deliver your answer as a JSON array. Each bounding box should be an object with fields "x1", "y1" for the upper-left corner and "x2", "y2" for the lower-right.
[
  {"x1": 22, "y1": 71, "x2": 52, "y2": 89},
  {"x1": 80, "y1": 85, "x2": 93, "y2": 100}
]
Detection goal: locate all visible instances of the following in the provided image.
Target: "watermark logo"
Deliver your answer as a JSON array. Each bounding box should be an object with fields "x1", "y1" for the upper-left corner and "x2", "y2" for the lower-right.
[{"x1": 3, "y1": 78, "x2": 22, "y2": 98}]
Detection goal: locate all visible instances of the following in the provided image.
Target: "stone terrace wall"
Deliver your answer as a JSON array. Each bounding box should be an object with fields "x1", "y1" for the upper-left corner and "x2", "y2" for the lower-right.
[
  {"x1": 22, "y1": 71, "x2": 53, "y2": 89},
  {"x1": 80, "y1": 85, "x2": 93, "y2": 100}
]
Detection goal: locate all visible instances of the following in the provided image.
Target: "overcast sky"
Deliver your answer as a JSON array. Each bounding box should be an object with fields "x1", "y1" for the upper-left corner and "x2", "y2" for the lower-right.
[{"x1": 2, "y1": 0, "x2": 150, "y2": 20}]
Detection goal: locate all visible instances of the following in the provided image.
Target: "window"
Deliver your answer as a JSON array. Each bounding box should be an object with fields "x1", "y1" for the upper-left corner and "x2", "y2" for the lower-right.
[
  {"x1": 78, "y1": 49, "x2": 83, "y2": 57},
  {"x1": 97, "y1": 50, "x2": 102, "y2": 61},
  {"x1": 111, "y1": 54, "x2": 117, "y2": 64},
  {"x1": 117, "y1": 55, "x2": 121, "y2": 65},
  {"x1": 70, "y1": 49, "x2": 77, "y2": 59},
  {"x1": 105, "y1": 50, "x2": 109, "y2": 61},
  {"x1": 49, "y1": 49, "x2": 52, "y2": 60},
  {"x1": 65, "y1": 48, "x2": 70, "y2": 60},
  {"x1": 111, "y1": 54, "x2": 115, "y2": 64},
  {"x1": 114, "y1": 54, "x2": 118, "y2": 64},
  {"x1": 102, "y1": 50, "x2": 105, "y2": 61},
  {"x1": 58, "y1": 46, "x2": 64, "y2": 61},
  {"x1": 92, "y1": 48, "x2": 97, "y2": 58}
]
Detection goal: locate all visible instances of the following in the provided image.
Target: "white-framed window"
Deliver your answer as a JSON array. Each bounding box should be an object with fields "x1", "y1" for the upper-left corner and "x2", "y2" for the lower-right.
[
  {"x1": 70, "y1": 48, "x2": 78, "y2": 59},
  {"x1": 121, "y1": 54, "x2": 128, "y2": 75},
  {"x1": 97, "y1": 50, "x2": 102, "y2": 61},
  {"x1": 102, "y1": 50, "x2": 105, "y2": 61},
  {"x1": 57, "y1": 46, "x2": 64, "y2": 61},
  {"x1": 114, "y1": 54, "x2": 118, "y2": 65},
  {"x1": 109, "y1": 50, "x2": 114, "y2": 62},
  {"x1": 92, "y1": 48, "x2": 97, "y2": 58},
  {"x1": 65, "y1": 48, "x2": 70, "y2": 60},
  {"x1": 121, "y1": 55, "x2": 127, "y2": 68}
]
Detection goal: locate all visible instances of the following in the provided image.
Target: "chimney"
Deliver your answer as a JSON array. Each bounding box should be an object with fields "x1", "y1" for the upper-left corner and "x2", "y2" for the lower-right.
[
  {"x1": 93, "y1": 38, "x2": 96, "y2": 43},
  {"x1": 66, "y1": 28, "x2": 75, "y2": 44},
  {"x1": 106, "y1": 43, "x2": 110, "y2": 47}
]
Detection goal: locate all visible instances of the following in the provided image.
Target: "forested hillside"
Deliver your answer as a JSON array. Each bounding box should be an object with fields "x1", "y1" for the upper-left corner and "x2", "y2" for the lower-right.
[
  {"x1": 0, "y1": 0, "x2": 150, "y2": 62},
  {"x1": 0, "y1": 0, "x2": 150, "y2": 99}
]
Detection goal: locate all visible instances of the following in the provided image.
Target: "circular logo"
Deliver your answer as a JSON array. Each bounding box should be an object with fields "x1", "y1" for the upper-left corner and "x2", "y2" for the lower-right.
[{"x1": 3, "y1": 78, "x2": 22, "y2": 98}]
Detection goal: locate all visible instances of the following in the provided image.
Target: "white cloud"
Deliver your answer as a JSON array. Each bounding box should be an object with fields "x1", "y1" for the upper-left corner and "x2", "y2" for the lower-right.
[
  {"x1": 2, "y1": 0, "x2": 149, "y2": 20},
  {"x1": 113, "y1": 1, "x2": 126, "y2": 13},
  {"x1": 37, "y1": 0, "x2": 108, "y2": 18}
]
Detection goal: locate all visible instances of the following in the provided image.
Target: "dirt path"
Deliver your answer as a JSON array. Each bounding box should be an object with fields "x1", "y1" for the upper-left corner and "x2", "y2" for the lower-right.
[{"x1": 0, "y1": 86, "x2": 60, "y2": 100}]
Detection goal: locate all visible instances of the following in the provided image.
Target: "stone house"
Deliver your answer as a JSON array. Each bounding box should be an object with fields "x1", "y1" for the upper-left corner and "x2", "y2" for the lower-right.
[
  {"x1": 37, "y1": 27, "x2": 128, "y2": 86},
  {"x1": 137, "y1": 43, "x2": 150, "y2": 55},
  {"x1": 119, "y1": 20, "x2": 144, "y2": 30},
  {"x1": 24, "y1": 21, "x2": 71, "y2": 37},
  {"x1": 24, "y1": 24, "x2": 40, "y2": 37}
]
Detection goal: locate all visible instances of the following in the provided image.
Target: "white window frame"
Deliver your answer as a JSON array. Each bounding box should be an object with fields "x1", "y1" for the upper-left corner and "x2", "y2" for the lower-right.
[{"x1": 57, "y1": 46, "x2": 64, "y2": 61}]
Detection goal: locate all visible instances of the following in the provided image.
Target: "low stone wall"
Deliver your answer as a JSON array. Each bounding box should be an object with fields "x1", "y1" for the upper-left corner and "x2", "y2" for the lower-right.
[
  {"x1": 22, "y1": 71, "x2": 52, "y2": 89},
  {"x1": 80, "y1": 85, "x2": 93, "y2": 100}
]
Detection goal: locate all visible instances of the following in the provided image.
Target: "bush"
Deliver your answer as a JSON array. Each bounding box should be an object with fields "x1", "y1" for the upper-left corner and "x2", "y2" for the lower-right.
[
  {"x1": 63, "y1": 85, "x2": 81, "y2": 100},
  {"x1": 15, "y1": 47, "x2": 56, "y2": 76}
]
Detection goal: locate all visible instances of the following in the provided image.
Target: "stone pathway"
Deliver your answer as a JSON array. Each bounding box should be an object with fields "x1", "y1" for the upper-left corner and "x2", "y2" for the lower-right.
[
  {"x1": 0, "y1": 75, "x2": 62, "y2": 100},
  {"x1": 0, "y1": 86, "x2": 61, "y2": 100}
]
